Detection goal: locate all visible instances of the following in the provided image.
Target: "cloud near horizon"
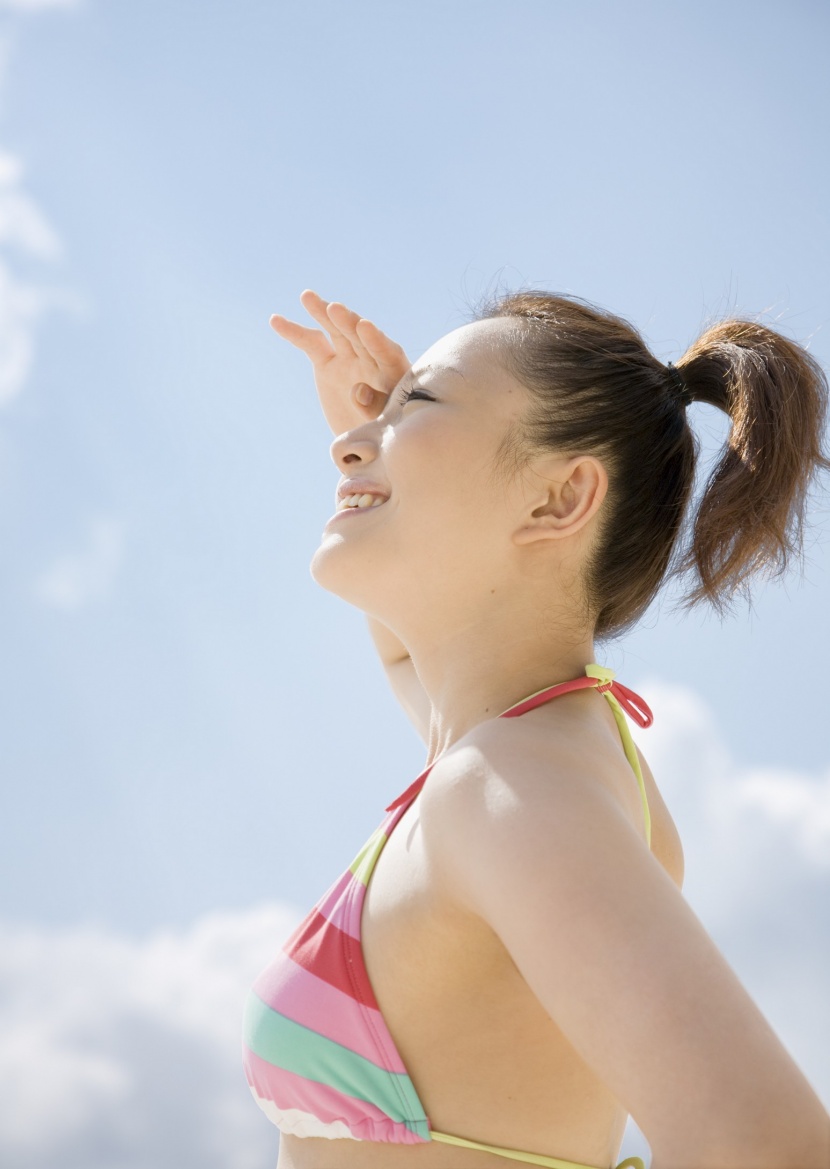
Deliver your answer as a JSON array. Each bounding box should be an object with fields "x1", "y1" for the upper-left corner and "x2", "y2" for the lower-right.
[
  {"x1": 629, "y1": 676, "x2": 830, "y2": 1102},
  {"x1": 0, "y1": 903, "x2": 299, "y2": 1169}
]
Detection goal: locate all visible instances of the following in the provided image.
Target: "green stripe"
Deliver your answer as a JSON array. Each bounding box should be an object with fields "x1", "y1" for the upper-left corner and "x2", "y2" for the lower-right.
[
  {"x1": 349, "y1": 825, "x2": 388, "y2": 886},
  {"x1": 243, "y1": 991, "x2": 428, "y2": 1132}
]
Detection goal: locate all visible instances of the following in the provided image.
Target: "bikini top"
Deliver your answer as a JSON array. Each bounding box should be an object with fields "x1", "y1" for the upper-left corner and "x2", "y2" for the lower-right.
[{"x1": 241, "y1": 663, "x2": 653, "y2": 1169}]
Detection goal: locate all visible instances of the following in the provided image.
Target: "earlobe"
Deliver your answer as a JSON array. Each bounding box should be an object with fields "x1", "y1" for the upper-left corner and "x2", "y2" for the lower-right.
[{"x1": 512, "y1": 455, "x2": 608, "y2": 546}]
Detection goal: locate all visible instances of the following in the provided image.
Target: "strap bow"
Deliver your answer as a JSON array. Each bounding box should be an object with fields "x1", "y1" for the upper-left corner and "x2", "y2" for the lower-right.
[{"x1": 585, "y1": 664, "x2": 653, "y2": 728}]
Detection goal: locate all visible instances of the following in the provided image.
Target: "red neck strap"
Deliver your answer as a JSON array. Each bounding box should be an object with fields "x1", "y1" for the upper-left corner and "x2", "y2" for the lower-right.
[{"x1": 385, "y1": 673, "x2": 652, "y2": 813}]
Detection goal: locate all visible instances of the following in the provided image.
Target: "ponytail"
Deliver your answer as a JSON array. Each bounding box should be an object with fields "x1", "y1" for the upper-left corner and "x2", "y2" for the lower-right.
[
  {"x1": 473, "y1": 291, "x2": 830, "y2": 637},
  {"x1": 673, "y1": 320, "x2": 830, "y2": 612}
]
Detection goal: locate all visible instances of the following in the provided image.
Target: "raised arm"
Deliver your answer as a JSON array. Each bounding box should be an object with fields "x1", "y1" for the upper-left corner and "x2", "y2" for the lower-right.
[
  {"x1": 421, "y1": 720, "x2": 830, "y2": 1169},
  {"x1": 270, "y1": 291, "x2": 432, "y2": 743}
]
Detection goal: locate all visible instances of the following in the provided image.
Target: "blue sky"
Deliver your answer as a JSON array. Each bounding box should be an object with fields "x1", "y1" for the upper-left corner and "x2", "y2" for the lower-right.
[{"x1": 1, "y1": 2, "x2": 828, "y2": 1167}]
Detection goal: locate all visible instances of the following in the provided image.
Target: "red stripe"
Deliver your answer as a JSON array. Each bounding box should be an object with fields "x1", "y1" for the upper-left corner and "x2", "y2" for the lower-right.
[
  {"x1": 385, "y1": 768, "x2": 434, "y2": 813},
  {"x1": 251, "y1": 955, "x2": 407, "y2": 1071},
  {"x1": 283, "y1": 907, "x2": 379, "y2": 1010},
  {"x1": 316, "y1": 867, "x2": 362, "y2": 939}
]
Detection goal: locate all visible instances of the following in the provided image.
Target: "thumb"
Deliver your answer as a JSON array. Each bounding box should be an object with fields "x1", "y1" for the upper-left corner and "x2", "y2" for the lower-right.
[{"x1": 352, "y1": 382, "x2": 391, "y2": 419}]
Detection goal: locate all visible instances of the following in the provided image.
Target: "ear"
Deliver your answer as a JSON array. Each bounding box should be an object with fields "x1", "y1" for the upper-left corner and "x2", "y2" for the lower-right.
[{"x1": 512, "y1": 454, "x2": 608, "y2": 546}]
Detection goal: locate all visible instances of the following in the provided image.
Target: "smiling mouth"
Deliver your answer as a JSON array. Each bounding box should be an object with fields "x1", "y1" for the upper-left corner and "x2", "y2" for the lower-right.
[{"x1": 335, "y1": 493, "x2": 389, "y2": 512}]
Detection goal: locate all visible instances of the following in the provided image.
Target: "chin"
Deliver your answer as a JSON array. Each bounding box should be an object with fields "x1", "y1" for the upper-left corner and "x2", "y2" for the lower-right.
[{"x1": 309, "y1": 533, "x2": 378, "y2": 611}]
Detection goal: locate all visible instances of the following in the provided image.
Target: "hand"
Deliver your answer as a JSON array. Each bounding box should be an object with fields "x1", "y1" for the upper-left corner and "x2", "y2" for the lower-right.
[{"x1": 269, "y1": 290, "x2": 412, "y2": 438}]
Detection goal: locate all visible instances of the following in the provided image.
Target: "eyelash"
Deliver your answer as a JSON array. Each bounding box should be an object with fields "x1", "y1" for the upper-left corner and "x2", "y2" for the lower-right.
[{"x1": 399, "y1": 387, "x2": 434, "y2": 405}]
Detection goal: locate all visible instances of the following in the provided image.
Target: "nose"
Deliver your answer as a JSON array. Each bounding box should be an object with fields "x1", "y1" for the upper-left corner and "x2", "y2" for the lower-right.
[{"x1": 330, "y1": 422, "x2": 380, "y2": 470}]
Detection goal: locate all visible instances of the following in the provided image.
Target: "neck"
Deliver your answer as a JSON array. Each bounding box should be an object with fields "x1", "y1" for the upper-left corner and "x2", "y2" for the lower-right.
[{"x1": 395, "y1": 596, "x2": 596, "y2": 766}]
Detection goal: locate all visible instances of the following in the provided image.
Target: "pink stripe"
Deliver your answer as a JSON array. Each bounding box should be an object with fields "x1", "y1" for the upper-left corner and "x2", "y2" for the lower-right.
[
  {"x1": 316, "y1": 867, "x2": 363, "y2": 939},
  {"x1": 243, "y1": 1046, "x2": 426, "y2": 1144},
  {"x1": 250, "y1": 955, "x2": 407, "y2": 1073}
]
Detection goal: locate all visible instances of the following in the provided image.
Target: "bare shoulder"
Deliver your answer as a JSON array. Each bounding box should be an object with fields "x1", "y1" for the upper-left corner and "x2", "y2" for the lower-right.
[
  {"x1": 418, "y1": 711, "x2": 654, "y2": 909},
  {"x1": 417, "y1": 714, "x2": 830, "y2": 1165},
  {"x1": 421, "y1": 710, "x2": 684, "y2": 891},
  {"x1": 420, "y1": 711, "x2": 616, "y2": 815},
  {"x1": 419, "y1": 708, "x2": 680, "y2": 880}
]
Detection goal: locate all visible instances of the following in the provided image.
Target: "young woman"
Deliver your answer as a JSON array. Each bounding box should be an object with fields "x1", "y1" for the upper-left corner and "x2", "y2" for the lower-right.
[{"x1": 242, "y1": 288, "x2": 830, "y2": 1169}]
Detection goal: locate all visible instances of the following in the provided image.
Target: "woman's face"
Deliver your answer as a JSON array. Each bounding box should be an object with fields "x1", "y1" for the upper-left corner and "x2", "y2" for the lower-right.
[{"x1": 309, "y1": 317, "x2": 554, "y2": 627}]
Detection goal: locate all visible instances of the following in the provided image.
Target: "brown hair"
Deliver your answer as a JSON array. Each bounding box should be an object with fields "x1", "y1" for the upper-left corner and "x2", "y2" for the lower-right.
[{"x1": 471, "y1": 291, "x2": 830, "y2": 640}]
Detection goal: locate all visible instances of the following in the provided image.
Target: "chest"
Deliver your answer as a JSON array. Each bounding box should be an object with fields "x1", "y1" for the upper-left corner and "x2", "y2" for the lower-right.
[
  {"x1": 358, "y1": 799, "x2": 590, "y2": 1126},
  {"x1": 361, "y1": 800, "x2": 503, "y2": 1031},
  {"x1": 359, "y1": 766, "x2": 683, "y2": 1103}
]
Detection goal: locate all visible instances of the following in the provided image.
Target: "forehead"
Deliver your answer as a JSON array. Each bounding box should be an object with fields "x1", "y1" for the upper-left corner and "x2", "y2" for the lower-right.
[{"x1": 411, "y1": 318, "x2": 519, "y2": 382}]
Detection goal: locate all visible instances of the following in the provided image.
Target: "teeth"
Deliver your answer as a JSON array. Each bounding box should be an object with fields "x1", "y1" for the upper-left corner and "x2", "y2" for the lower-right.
[{"x1": 338, "y1": 492, "x2": 388, "y2": 510}]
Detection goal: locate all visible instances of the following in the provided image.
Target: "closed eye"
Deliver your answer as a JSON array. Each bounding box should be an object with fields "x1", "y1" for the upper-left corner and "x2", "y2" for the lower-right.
[{"x1": 399, "y1": 387, "x2": 435, "y2": 405}]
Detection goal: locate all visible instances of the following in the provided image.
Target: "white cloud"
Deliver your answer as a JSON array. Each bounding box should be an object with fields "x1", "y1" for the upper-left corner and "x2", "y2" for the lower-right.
[
  {"x1": 0, "y1": 43, "x2": 72, "y2": 405},
  {"x1": 629, "y1": 676, "x2": 830, "y2": 1109},
  {"x1": 0, "y1": 257, "x2": 47, "y2": 404},
  {"x1": 34, "y1": 518, "x2": 125, "y2": 609},
  {"x1": 0, "y1": 144, "x2": 63, "y2": 404},
  {"x1": 725, "y1": 766, "x2": 830, "y2": 867},
  {"x1": 0, "y1": 683, "x2": 826, "y2": 1168},
  {"x1": 0, "y1": 902, "x2": 300, "y2": 1168},
  {"x1": 0, "y1": 149, "x2": 62, "y2": 259}
]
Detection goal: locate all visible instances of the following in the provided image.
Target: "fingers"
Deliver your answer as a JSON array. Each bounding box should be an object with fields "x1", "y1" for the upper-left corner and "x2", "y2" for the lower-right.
[
  {"x1": 269, "y1": 313, "x2": 335, "y2": 365},
  {"x1": 326, "y1": 300, "x2": 373, "y2": 364},
  {"x1": 298, "y1": 289, "x2": 353, "y2": 360},
  {"x1": 355, "y1": 317, "x2": 411, "y2": 381},
  {"x1": 276, "y1": 290, "x2": 411, "y2": 389}
]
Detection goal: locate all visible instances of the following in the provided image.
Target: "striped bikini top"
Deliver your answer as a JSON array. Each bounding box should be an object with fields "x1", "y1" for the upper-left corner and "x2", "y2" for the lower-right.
[{"x1": 242, "y1": 663, "x2": 653, "y2": 1169}]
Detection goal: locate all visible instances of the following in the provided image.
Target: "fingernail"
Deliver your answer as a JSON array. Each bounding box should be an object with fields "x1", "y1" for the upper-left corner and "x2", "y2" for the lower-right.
[{"x1": 356, "y1": 384, "x2": 372, "y2": 405}]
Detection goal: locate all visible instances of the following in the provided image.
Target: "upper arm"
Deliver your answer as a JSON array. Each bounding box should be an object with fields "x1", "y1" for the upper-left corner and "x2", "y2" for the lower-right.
[
  {"x1": 384, "y1": 657, "x2": 431, "y2": 745},
  {"x1": 421, "y1": 727, "x2": 828, "y2": 1166}
]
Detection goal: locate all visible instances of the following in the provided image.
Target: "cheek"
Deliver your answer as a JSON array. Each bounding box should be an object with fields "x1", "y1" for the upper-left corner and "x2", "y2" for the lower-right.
[
  {"x1": 392, "y1": 434, "x2": 468, "y2": 518},
  {"x1": 392, "y1": 431, "x2": 501, "y2": 540}
]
